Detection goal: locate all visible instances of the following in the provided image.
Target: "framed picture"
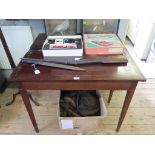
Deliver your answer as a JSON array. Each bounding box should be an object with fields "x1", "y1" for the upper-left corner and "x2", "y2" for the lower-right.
[
  {"x1": 45, "y1": 19, "x2": 77, "y2": 35},
  {"x1": 83, "y1": 19, "x2": 119, "y2": 34},
  {"x1": 44, "y1": 19, "x2": 120, "y2": 35}
]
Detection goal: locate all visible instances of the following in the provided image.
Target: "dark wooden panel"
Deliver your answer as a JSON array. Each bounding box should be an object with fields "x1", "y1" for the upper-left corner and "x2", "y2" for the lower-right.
[
  {"x1": 30, "y1": 33, "x2": 46, "y2": 50},
  {"x1": 18, "y1": 81, "x2": 135, "y2": 90},
  {"x1": 0, "y1": 70, "x2": 5, "y2": 89}
]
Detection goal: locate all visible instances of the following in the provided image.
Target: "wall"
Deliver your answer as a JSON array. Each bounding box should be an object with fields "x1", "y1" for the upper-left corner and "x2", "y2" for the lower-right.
[
  {"x1": 117, "y1": 19, "x2": 129, "y2": 43},
  {"x1": 0, "y1": 19, "x2": 46, "y2": 70},
  {"x1": 127, "y1": 19, "x2": 140, "y2": 44},
  {"x1": 0, "y1": 19, "x2": 45, "y2": 40}
]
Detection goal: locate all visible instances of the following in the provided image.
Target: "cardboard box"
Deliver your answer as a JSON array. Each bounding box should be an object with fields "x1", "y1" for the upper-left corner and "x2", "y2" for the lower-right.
[
  {"x1": 42, "y1": 35, "x2": 83, "y2": 61},
  {"x1": 58, "y1": 90, "x2": 107, "y2": 130},
  {"x1": 83, "y1": 33, "x2": 124, "y2": 55}
]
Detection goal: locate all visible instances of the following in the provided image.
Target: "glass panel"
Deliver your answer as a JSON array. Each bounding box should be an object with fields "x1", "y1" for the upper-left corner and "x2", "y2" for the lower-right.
[
  {"x1": 83, "y1": 19, "x2": 119, "y2": 34},
  {"x1": 45, "y1": 19, "x2": 77, "y2": 35}
]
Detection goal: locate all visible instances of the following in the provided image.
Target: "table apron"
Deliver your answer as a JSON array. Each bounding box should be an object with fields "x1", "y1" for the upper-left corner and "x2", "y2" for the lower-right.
[{"x1": 17, "y1": 81, "x2": 138, "y2": 90}]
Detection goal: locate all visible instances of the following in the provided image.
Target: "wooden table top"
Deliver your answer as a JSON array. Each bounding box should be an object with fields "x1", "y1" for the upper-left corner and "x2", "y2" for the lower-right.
[{"x1": 9, "y1": 34, "x2": 146, "y2": 82}]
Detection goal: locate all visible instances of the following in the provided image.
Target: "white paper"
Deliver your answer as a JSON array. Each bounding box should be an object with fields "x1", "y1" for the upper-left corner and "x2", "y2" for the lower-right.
[
  {"x1": 74, "y1": 57, "x2": 81, "y2": 61},
  {"x1": 73, "y1": 77, "x2": 80, "y2": 80},
  {"x1": 34, "y1": 69, "x2": 40, "y2": 74},
  {"x1": 61, "y1": 120, "x2": 74, "y2": 129}
]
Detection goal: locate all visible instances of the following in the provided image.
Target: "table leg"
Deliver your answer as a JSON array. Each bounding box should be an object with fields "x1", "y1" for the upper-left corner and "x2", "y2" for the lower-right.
[
  {"x1": 19, "y1": 89, "x2": 39, "y2": 133},
  {"x1": 5, "y1": 91, "x2": 40, "y2": 106},
  {"x1": 116, "y1": 88, "x2": 136, "y2": 132},
  {"x1": 108, "y1": 90, "x2": 114, "y2": 103},
  {"x1": 5, "y1": 92, "x2": 20, "y2": 106}
]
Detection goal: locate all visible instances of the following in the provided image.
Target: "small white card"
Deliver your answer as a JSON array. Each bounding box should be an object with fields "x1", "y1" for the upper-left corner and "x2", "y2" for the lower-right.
[
  {"x1": 73, "y1": 76, "x2": 80, "y2": 80},
  {"x1": 74, "y1": 57, "x2": 81, "y2": 61},
  {"x1": 61, "y1": 120, "x2": 74, "y2": 129},
  {"x1": 34, "y1": 69, "x2": 40, "y2": 74}
]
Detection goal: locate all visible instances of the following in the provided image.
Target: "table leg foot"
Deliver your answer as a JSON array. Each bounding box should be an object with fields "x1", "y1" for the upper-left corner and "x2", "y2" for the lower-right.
[
  {"x1": 5, "y1": 92, "x2": 20, "y2": 106},
  {"x1": 5, "y1": 91, "x2": 40, "y2": 106},
  {"x1": 20, "y1": 89, "x2": 39, "y2": 133},
  {"x1": 116, "y1": 88, "x2": 136, "y2": 132}
]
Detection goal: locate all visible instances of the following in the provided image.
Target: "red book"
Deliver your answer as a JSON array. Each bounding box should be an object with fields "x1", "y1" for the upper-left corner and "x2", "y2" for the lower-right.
[{"x1": 83, "y1": 34, "x2": 124, "y2": 55}]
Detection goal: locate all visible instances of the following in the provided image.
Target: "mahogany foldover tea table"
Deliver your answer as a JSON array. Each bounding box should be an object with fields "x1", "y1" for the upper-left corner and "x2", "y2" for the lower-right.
[{"x1": 9, "y1": 34, "x2": 146, "y2": 133}]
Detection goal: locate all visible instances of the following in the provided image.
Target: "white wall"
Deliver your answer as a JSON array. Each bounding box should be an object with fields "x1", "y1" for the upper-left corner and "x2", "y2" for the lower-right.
[
  {"x1": 0, "y1": 19, "x2": 45, "y2": 40},
  {"x1": 0, "y1": 26, "x2": 33, "y2": 69},
  {"x1": 117, "y1": 19, "x2": 129, "y2": 43},
  {"x1": 127, "y1": 19, "x2": 140, "y2": 44},
  {"x1": 0, "y1": 39, "x2": 11, "y2": 69},
  {"x1": 134, "y1": 20, "x2": 155, "y2": 60},
  {"x1": 0, "y1": 19, "x2": 45, "y2": 69}
]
